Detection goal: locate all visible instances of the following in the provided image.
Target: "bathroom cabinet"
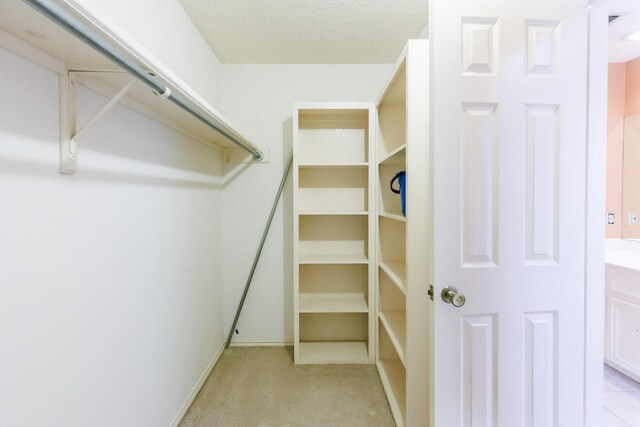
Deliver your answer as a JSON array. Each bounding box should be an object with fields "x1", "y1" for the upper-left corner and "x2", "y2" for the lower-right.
[{"x1": 605, "y1": 259, "x2": 640, "y2": 382}]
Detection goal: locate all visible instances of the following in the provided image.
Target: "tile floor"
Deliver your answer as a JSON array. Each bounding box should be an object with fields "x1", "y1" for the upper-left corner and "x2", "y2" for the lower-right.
[{"x1": 604, "y1": 365, "x2": 640, "y2": 426}]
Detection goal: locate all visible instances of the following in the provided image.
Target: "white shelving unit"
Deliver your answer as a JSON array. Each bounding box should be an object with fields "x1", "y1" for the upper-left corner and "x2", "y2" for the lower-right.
[
  {"x1": 293, "y1": 103, "x2": 375, "y2": 365},
  {"x1": 290, "y1": 41, "x2": 429, "y2": 423},
  {"x1": 376, "y1": 40, "x2": 430, "y2": 427}
]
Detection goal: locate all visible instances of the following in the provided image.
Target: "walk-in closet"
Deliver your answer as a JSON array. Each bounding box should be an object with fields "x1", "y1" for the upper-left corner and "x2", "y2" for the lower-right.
[{"x1": 1, "y1": 1, "x2": 607, "y2": 426}]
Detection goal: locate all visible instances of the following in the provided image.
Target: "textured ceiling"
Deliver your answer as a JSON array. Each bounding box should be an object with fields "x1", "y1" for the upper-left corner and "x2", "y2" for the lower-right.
[
  {"x1": 609, "y1": 0, "x2": 640, "y2": 62},
  {"x1": 178, "y1": 0, "x2": 428, "y2": 64}
]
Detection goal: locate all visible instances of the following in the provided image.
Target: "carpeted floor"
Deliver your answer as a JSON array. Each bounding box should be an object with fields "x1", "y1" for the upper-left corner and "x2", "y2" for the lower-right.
[{"x1": 179, "y1": 346, "x2": 395, "y2": 427}]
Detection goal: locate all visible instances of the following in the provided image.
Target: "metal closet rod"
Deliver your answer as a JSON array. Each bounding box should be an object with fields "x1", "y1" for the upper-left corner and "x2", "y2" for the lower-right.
[{"x1": 24, "y1": 0, "x2": 263, "y2": 161}]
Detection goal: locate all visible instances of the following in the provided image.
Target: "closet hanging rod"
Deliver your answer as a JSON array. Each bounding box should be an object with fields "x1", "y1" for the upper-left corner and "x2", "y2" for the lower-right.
[{"x1": 24, "y1": 0, "x2": 263, "y2": 161}]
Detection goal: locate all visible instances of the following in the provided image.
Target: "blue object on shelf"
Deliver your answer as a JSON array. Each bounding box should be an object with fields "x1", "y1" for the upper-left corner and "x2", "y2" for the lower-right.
[{"x1": 390, "y1": 171, "x2": 406, "y2": 217}]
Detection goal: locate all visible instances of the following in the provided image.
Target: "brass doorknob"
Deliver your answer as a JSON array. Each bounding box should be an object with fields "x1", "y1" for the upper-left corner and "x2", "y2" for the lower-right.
[{"x1": 441, "y1": 286, "x2": 465, "y2": 308}]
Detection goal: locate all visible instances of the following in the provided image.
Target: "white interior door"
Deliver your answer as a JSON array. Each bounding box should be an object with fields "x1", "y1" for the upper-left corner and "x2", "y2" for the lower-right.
[{"x1": 430, "y1": 1, "x2": 589, "y2": 425}]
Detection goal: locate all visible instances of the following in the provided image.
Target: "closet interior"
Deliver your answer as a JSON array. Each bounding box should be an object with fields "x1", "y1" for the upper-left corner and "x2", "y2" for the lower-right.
[{"x1": 1, "y1": 1, "x2": 430, "y2": 426}]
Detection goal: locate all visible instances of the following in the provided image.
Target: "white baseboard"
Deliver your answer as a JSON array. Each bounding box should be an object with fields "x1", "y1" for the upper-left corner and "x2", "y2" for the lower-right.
[
  {"x1": 229, "y1": 341, "x2": 293, "y2": 347},
  {"x1": 605, "y1": 360, "x2": 640, "y2": 384},
  {"x1": 171, "y1": 343, "x2": 225, "y2": 427}
]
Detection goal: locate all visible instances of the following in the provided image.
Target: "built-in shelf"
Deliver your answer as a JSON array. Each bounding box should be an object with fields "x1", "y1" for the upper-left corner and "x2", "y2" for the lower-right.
[
  {"x1": 299, "y1": 254, "x2": 369, "y2": 265},
  {"x1": 377, "y1": 359, "x2": 407, "y2": 426},
  {"x1": 299, "y1": 163, "x2": 368, "y2": 168},
  {"x1": 378, "y1": 314, "x2": 407, "y2": 426},
  {"x1": 299, "y1": 211, "x2": 368, "y2": 216},
  {"x1": 299, "y1": 293, "x2": 368, "y2": 313},
  {"x1": 299, "y1": 210, "x2": 369, "y2": 266},
  {"x1": 299, "y1": 167, "x2": 368, "y2": 212},
  {"x1": 375, "y1": 40, "x2": 429, "y2": 427},
  {"x1": 299, "y1": 264, "x2": 367, "y2": 295},
  {"x1": 379, "y1": 261, "x2": 407, "y2": 294},
  {"x1": 294, "y1": 103, "x2": 374, "y2": 365},
  {"x1": 298, "y1": 341, "x2": 369, "y2": 364},
  {"x1": 379, "y1": 144, "x2": 406, "y2": 165},
  {"x1": 379, "y1": 212, "x2": 406, "y2": 222},
  {"x1": 379, "y1": 312, "x2": 407, "y2": 365},
  {"x1": 297, "y1": 108, "x2": 369, "y2": 164},
  {"x1": 0, "y1": 1, "x2": 261, "y2": 156}
]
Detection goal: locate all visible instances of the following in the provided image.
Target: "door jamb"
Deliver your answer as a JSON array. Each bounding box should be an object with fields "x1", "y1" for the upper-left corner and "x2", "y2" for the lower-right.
[{"x1": 585, "y1": 1, "x2": 608, "y2": 426}]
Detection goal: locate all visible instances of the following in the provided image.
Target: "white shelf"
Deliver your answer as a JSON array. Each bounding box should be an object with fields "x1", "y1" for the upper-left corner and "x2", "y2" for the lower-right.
[
  {"x1": 299, "y1": 215, "x2": 368, "y2": 258},
  {"x1": 299, "y1": 293, "x2": 368, "y2": 313},
  {"x1": 299, "y1": 163, "x2": 368, "y2": 168},
  {"x1": 379, "y1": 212, "x2": 406, "y2": 222},
  {"x1": 299, "y1": 211, "x2": 368, "y2": 216},
  {"x1": 377, "y1": 360, "x2": 407, "y2": 426},
  {"x1": 379, "y1": 312, "x2": 407, "y2": 365},
  {"x1": 299, "y1": 264, "x2": 368, "y2": 294},
  {"x1": 0, "y1": 1, "x2": 259, "y2": 153},
  {"x1": 298, "y1": 342, "x2": 369, "y2": 364},
  {"x1": 294, "y1": 104, "x2": 374, "y2": 366},
  {"x1": 297, "y1": 127, "x2": 368, "y2": 164},
  {"x1": 299, "y1": 254, "x2": 369, "y2": 264},
  {"x1": 374, "y1": 40, "x2": 430, "y2": 426},
  {"x1": 379, "y1": 261, "x2": 407, "y2": 294},
  {"x1": 379, "y1": 144, "x2": 406, "y2": 165},
  {"x1": 298, "y1": 167, "x2": 368, "y2": 212}
]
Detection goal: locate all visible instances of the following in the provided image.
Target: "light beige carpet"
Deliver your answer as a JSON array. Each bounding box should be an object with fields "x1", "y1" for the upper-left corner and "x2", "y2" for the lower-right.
[{"x1": 179, "y1": 346, "x2": 395, "y2": 427}]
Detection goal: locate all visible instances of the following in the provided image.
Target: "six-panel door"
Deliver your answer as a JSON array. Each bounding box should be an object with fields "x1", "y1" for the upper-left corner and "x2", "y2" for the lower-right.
[{"x1": 431, "y1": 1, "x2": 589, "y2": 425}]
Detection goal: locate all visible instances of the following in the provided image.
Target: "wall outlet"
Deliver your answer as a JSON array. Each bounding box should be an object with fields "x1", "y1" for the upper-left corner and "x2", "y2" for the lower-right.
[
  {"x1": 630, "y1": 212, "x2": 638, "y2": 225},
  {"x1": 607, "y1": 212, "x2": 615, "y2": 225}
]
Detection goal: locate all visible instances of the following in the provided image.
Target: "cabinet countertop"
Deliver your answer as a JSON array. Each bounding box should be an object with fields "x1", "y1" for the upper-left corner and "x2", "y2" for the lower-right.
[{"x1": 606, "y1": 250, "x2": 640, "y2": 271}]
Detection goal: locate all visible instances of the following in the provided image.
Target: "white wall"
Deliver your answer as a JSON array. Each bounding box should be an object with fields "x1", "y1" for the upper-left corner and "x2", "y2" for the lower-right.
[
  {"x1": 419, "y1": 21, "x2": 429, "y2": 39},
  {"x1": 60, "y1": 0, "x2": 419, "y2": 346},
  {"x1": 0, "y1": 46, "x2": 225, "y2": 426},
  {"x1": 218, "y1": 64, "x2": 393, "y2": 344}
]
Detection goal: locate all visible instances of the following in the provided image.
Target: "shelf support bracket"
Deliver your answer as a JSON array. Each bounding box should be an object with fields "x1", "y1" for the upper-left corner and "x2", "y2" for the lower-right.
[{"x1": 59, "y1": 74, "x2": 136, "y2": 174}]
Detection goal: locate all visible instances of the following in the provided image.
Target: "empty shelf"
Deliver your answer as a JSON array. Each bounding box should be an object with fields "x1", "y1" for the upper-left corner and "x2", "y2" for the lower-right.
[
  {"x1": 299, "y1": 211, "x2": 368, "y2": 216},
  {"x1": 377, "y1": 359, "x2": 407, "y2": 426},
  {"x1": 379, "y1": 261, "x2": 407, "y2": 294},
  {"x1": 379, "y1": 312, "x2": 407, "y2": 365},
  {"x1": 299, "y1": 293, "x2": 368, "y2": 313},
  {"x1": 298, "y1": 163, "x2": 368, "y2": 168},
  {"x1": 299, "y1": 254, "x2": 369, "y2": 264},
  {"x1": 378, "y1": 144, "x2": 406, "y2": 165},
  {"x1": 298, "y1": 341, "x2": 369, "y2": 364},
  {"x1": 379, "y1": 212, "x2": 406, "y2": 222}
]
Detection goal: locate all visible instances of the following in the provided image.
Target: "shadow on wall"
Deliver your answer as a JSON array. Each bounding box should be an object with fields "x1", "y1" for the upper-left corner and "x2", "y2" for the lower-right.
[
  {"x1": 282, "y1": 117, "x2": 294, "y2": 342},
  {"x1": 0, "y1": 155, "x2": 224, "y2": 190},
  {"x1": 0, "y1": 84, "x2": 228, "y2": 189}
]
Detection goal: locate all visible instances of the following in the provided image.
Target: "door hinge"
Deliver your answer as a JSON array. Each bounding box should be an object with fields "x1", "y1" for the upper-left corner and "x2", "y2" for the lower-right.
[{"x1": 428, "y1": 284, "x2": 434, "y2": 301}]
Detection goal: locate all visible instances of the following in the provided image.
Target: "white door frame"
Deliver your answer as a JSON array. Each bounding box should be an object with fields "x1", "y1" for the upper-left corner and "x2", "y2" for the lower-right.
[{"x1": 585, "y1": 1, "x2": 608, "y2": 426}]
